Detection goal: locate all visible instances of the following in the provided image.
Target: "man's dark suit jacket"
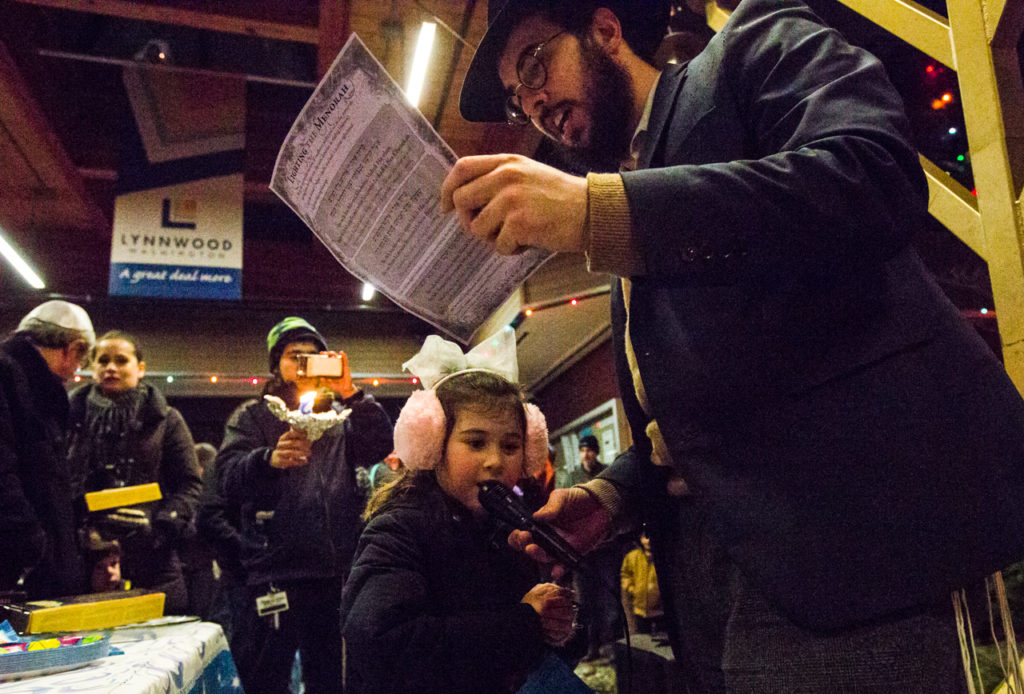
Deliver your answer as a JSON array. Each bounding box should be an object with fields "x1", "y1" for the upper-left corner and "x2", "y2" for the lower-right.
[{"x1": 600, "y1": 0, "x2": 1024, "y2": 630}]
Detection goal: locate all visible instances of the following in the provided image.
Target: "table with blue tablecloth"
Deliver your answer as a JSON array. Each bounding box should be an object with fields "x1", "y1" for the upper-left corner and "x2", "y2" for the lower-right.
[{"x1": 0, "y1": 620, "x2": 241, "y2": 694}]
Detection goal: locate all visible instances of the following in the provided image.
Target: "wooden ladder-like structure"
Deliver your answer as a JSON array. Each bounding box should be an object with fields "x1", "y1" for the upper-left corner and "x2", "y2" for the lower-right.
[{"x1": 706, "y1": 0, "x2": 1024, "y2": 393}]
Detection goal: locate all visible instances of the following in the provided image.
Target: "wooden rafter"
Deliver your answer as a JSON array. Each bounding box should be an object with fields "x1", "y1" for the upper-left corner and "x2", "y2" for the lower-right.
[
  {"x1": 9, "y1": 0, "x2": 320, "y2": 44},
  {"x1": 836, "y1": 0, "x2": 954, "y2": 69},
  {"x1": 0, "y1": 42, "x2": 107, "y2": 232},
  {"x1": 318, "y1": 0, "x2": 351, "y2": 78}
]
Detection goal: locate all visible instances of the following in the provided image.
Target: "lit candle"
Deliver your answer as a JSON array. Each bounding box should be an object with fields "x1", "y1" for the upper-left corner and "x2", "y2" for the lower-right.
[{"x1": 299, "y1": 391, "x2": 316, "y2": 414}]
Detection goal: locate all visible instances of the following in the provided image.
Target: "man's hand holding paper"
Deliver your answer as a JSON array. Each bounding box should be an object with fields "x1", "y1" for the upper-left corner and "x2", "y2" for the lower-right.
[{"x1": 440, "y1": 153, "x2": 588, "y2": 256}]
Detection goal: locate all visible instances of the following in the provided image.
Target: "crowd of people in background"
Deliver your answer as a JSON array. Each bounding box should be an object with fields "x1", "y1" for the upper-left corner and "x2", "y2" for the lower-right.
[{"x1": 0, "y1": 300, "x2": 645, "y2": 694}]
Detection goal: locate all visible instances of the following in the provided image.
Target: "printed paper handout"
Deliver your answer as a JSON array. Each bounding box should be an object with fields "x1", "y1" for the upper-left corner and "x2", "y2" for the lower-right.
[{"x1": 271, "y1": 34, "x2": 550, "y2": 343}]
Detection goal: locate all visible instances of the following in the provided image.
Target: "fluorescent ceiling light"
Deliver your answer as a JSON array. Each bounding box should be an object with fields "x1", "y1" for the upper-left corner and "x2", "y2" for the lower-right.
[
  {"x1": 361, "y1": 282, "x2": 376, "y2": 301},
  {"x1": 0, "y1": 229, "x2": 45, "y2": 289},
  {"x1": 405, "y1": 22, "x2": 436, "y2": 107}
]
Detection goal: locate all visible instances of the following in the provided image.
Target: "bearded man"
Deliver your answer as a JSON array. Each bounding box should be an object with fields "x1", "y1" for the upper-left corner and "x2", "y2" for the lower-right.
[{"x1": 442, "y1": 1, "x2": 1024, "y2": 691}]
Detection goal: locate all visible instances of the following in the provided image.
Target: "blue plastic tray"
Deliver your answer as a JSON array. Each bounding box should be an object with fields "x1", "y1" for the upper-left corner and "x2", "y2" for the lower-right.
[{"x1": 0, "y1": 636, "x2": 110, "y2": 682}]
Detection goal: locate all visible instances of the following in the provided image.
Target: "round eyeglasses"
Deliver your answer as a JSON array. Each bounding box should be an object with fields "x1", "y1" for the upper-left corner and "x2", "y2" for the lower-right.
[{"x1": 504, "y1": 31, "x2": 566, "y2": 127}]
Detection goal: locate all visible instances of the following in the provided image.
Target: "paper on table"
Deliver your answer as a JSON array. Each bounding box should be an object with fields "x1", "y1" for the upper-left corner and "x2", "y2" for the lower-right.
[{"x1": 270, "y1": 33, "x2": 551, "y2": 344}]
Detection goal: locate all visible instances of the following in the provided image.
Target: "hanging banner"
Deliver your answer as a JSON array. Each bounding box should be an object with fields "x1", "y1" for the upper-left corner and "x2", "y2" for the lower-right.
[
  {"x1": 110, "y1": 66, "x2": 246, "y2": 300},
  {"x1": 108, "y1": 173, "x2": 243, "y2": 300}
]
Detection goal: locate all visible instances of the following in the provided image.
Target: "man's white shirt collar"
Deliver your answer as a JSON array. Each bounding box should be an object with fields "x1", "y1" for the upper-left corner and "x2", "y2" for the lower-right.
[{"x1": 624, "y1": 71, "x2": 663, "y2": 171}]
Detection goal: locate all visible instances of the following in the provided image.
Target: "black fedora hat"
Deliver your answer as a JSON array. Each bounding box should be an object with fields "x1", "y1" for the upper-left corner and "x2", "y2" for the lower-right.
[{"x1": 459, "y1": 0, "x2": 671, "y2": 123}]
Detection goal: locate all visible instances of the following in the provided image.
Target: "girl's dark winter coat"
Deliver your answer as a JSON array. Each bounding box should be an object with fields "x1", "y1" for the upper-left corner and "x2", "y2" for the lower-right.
[{"x1": 341, "y1": 475, "x2": 548, "y2": 694}]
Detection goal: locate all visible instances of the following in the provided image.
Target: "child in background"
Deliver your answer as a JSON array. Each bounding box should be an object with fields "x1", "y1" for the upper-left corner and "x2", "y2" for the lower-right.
[
  {"x1": 82, "y1": 529, "x2": 129, "y2": 593},
  {"x1": 341, "y1": 332, "x2": 578, "y2": 694},
  {"x1": 620, "y1": 533, "x2": 664, "y2": 636}
]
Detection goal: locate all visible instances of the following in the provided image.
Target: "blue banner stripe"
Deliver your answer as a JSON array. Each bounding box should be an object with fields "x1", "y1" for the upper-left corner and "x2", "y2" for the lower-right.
[{"x1": 109, "y1": 263, "x2": 241, "y2": 300}]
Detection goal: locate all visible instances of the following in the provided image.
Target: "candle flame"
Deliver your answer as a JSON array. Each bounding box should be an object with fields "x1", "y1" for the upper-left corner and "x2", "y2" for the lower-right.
[{"x1": 299, "y1": 391, "x2": 316, "y2": 414}]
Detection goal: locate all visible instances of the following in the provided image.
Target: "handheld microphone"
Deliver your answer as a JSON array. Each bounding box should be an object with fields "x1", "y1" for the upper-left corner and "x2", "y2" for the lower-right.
[{"x1": 477, "y1": 480, "x2": 583, "y2": 569}]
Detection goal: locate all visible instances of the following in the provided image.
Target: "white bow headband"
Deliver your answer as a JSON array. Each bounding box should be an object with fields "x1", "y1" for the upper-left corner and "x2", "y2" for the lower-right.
[{"x1": 402, "y1": 327, "x2": 519, "y2": 390}]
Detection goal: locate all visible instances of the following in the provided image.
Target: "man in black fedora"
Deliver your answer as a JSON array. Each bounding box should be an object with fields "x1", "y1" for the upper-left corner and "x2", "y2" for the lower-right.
[{"x1": 442, "y1": 0, "x2": 1024, "y2": 690}]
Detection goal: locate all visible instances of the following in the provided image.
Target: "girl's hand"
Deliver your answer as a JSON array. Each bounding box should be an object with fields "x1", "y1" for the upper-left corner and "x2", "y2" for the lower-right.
[
  {"x1": 270, "y1": 428, "x2": 312, "y2": 469},
  {"x1": 521, "y1": 582, "x2": 576, "y2": 646}
]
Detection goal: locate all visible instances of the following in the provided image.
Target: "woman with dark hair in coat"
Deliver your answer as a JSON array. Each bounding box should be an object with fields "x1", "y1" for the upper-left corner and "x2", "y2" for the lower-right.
[{"x1": 68, "y1": 330, "x2": 201, "y2": 614}]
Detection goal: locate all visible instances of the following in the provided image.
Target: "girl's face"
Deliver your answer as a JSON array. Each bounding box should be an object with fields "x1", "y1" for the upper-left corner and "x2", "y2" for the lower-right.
[
  {"x1": 436, "y1": 404, "x2": 525, "y2": 515},
  {"x1": 91, "y1": 338, "x2": 145, "y2": 394}
]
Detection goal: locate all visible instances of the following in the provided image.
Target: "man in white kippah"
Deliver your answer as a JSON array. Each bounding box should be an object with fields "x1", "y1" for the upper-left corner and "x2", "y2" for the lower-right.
[{"x1": 1, "y1": 300, "x2": 95, "y2": 598}]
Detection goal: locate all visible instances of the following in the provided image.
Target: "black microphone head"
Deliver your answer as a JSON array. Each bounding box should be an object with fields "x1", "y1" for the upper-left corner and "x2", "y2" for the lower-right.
[
  {"x1": 477, "y1": 480, "x2": 532, "y2": 530},
  {"x1": 477, "y1": 480, "x2": 584, "y2": 569}
]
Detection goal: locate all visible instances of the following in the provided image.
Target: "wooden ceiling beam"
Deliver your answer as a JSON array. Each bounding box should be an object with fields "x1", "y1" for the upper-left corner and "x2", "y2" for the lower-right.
[
  {"x1": 431, "y1": 0, "x2": 477, "y2": 131},
  {"x1": 9, "y1": 0, "x2": 320, "y2": 44},
  {"x1": 78, "y1": 168, "x2": 284, "y2": 206},
  {"x1": 317, "y1": 0, "x2": 351, "y2": 77},
  {"x1": 0, "y1": 43, "x2": 107, "y2": 232}
]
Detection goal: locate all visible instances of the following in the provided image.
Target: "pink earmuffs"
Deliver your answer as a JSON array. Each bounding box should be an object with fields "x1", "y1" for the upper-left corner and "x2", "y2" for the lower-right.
[
  {"x1": 392, "y1": 329, "x2": 549, "y2": 475},
  {"x1": 392, "y1": 381, "x2": 549, "y2": 476}
]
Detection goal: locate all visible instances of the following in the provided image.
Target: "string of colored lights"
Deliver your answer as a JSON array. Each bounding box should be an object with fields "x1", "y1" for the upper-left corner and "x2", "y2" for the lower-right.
[
  {"x1": 70, "y1": 374, "x2": 420, "y2": 387},
  {"x1": 509, "y1": 285, "x2": 611, "y2": 329}
]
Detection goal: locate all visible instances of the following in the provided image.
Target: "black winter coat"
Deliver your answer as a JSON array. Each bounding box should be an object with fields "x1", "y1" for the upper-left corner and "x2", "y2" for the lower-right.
[
  {"x1": 219, "y1": 393, "x2": 392, "y2": 585},
  {"x1": 67, "y1": 383, "x2": 201, "y2": 522},
  {"x1": 341, "y1": 476, "x2": 547, "y2": 694},
  {"x1": 605, "y1": 0, "x2": 1024, "y2": 630},
  {"x1": 66, "y1": 382, "x2": 201, "y2": 599},
  {"x1": 0, "y1": 335, "x2": 83, "y2": 598},
  {"x1": 196, "y1": 456, "x2": 244, "y2": 585}
]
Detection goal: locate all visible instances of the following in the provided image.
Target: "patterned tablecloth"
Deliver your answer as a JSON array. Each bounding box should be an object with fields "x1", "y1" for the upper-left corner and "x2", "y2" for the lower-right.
[{"x1": 0, "y1": 620, "x2": 242, "y2": 694}]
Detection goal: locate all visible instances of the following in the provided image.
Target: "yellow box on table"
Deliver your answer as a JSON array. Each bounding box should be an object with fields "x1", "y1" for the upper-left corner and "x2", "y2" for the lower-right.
[{"x1": 0, "y1": 590, "x2": 165, "y2": 634}]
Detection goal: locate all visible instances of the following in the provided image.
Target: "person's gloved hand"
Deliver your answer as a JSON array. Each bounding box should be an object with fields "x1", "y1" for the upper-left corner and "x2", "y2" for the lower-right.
[
  {"x1": 91, "y1": 509, "x2": 151, "y2": 539},
  {"x1": 152, "y1": 508, "x2": 188, "y2": 549}
]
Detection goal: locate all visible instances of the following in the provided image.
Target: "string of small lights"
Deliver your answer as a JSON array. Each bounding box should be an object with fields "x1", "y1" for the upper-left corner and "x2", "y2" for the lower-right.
[
  {"x1": 70, "y1": 373, "x2": 420, "y2": 388},
  {"x1": 921, "y1": 61, "x2": 974, "y2": 195},
  {"x1": 508, "y1": 286, "x2": 610, "y2": 330}
]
